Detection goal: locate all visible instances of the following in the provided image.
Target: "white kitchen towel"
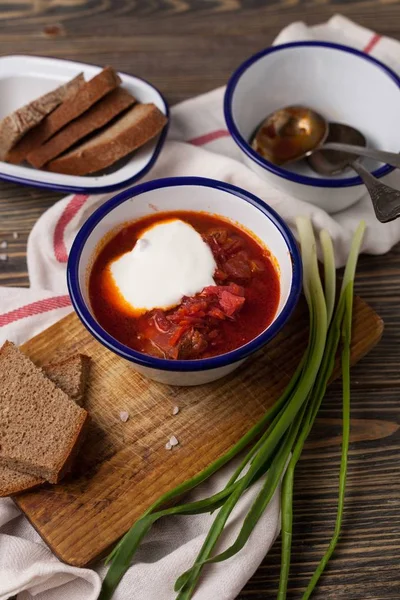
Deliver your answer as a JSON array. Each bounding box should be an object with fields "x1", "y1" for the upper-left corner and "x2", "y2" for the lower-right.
[{"x1": 0, "y1": 14, "x2": 399, "y2": 600}]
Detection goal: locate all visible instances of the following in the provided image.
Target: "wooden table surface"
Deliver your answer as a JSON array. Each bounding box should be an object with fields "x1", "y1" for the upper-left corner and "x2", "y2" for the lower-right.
[{"x1": 0, "y1": 2, "x2": 399, "y2": 599}]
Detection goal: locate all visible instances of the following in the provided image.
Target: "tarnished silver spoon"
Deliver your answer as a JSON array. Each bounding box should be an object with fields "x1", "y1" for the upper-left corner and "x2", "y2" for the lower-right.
[
  {"x1": 308, "y1": 123, "x2": 400, "y2": 224},
  {"x1": 252, "y1": 107, "x2": 400, "y2": 223},
  {"x1": 252, "y1": 105, "x2": 400, "y2": 169}
]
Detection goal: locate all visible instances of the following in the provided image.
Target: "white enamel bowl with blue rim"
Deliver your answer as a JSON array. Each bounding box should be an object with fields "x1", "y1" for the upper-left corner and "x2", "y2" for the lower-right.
[
  {"x1": 224, "y1": 41, "x2": 400, "y2": 213},
  {"x1": 67, "y1": 177, "x2": 302, "y2": 386},
  {"x1": 0, "y1": 55, "x2": 169, "y2": 193}
]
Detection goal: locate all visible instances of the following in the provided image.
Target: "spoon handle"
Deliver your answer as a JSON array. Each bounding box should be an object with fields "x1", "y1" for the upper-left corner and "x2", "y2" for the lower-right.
[
  {"x1": 351, "y1": 161, "x2": 400, "y2": 223},
  {"x1": 323, "y1": 142, "x2": 400, "y2": 169}
]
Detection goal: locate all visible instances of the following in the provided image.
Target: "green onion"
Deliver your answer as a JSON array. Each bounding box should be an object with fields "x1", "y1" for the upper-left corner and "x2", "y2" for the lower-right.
[
  {"x1": 301, "y1": 222, "x2": 365, "y2": 599},
  {"x1": 203, "y1": 400, "x2": 309, "y2": 565},
  {"x1": 100, "y1": 466, "x2": 270, "y2": 600},
  {"x1": 100, "y1": 219, "x2": 365, "y2": 600},
  {"x1": 300, "y1": 284, "x2": 353, "y2": 599},
  {"x1": 278, "y1": 299, "x2": 344, "y2": 600},
  {"x1": 278, "y1": 221, "x2": 365, "y2": 599},
  {"x1": 320, "y1": 229, "x2": 336, "y2": 326}
]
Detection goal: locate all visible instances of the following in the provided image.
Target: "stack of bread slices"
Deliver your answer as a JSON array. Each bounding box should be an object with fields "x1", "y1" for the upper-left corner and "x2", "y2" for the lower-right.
[
  {"x1": 0, "y1": 341, "x2": 91, "y2": 497},
  {"x1": 0, "y1": 66, "x2": 167, "y2": 176}
]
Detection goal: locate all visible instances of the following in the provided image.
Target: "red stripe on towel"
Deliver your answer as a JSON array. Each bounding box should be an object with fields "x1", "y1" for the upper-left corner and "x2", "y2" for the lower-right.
[
  {"x1": 363, "y1": 34, "x2": 382, "y2": 54},
  {"x1": 188, "y1": 129, "x2": 230, "y2": 146},
  {"x1": 0, "y1": 295, "x2": 71, "y2": 327},
  {"x1": 54, "y1": 194, "x2": 89, "y2": 263}
]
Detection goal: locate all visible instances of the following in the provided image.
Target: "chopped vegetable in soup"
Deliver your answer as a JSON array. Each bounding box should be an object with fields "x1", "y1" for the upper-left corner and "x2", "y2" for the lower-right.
[{"x1": 89, "y1": 211, "x2": 280, "y2": 360}]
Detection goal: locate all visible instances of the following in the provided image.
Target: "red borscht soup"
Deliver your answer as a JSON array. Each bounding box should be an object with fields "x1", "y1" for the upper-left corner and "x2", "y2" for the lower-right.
[{"x1": 89, "y1": 211, "x2": 280, "y2": 360}]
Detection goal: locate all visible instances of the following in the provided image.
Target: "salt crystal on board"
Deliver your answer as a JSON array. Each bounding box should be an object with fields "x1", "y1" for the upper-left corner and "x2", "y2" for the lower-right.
[
  {"x1": 0, "y1": 254, "x2": 8, "y2": 261},
  {"x1": 12, "y1": 232, "x2": 18, "y2": 239},
  {"x1": 169, "y1": 436, "x2": 179, "y2": 447},
  {"x1": 119, "y1": 411, "x2": 129, "y2": 423},
  {"x1": 172, "y1": 406, "x2": 180, "y2": 415},
  {"x1": 0, "y1": 241, "x2": 7, "y2": 249},
  {"x1": 165, "y1": 442, "x2": 172, "y2": 450}
]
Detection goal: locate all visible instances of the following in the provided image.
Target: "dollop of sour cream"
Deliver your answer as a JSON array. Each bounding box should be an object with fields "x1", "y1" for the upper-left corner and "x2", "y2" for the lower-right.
[{"x1": 110, "y1": 219, "x2": 217, "y2": 312}]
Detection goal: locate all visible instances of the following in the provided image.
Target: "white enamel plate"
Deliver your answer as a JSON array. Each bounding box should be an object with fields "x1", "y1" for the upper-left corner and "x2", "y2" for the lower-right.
[{"x1": 0, "y1": 55, "x2": 169, "y2": 193}]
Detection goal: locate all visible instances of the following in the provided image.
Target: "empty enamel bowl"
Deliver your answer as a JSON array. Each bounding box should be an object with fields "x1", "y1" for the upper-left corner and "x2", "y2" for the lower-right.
[{"x1": 224, "y1": 41, "x2": 400, "y2": 213}]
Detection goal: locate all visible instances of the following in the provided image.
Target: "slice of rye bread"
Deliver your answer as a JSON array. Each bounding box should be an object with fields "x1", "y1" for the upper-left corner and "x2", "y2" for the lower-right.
[
  {"x1": 27, "y1": 88, "x2": 136, "y2": 169},
  {"x1": 7, "y1": 66, "x2": 121, "y2": 164},
  {"x1": 0, "y1": 342, "x2": 89, "y2": 484},
  {"x1": 0, "y1": 73, "x2": 85, "y2": 161},
  {"x1": 47, "y1": 103, "x2": 167, "y2": 176},
  {"x1": 43, "y1": 354, "x2": 91, "y2": 407},
  {"x1": 0, "y1": 465, "x2": 42, "y2": 498},
  {"x1": 0, "y1": 353, "x2": 91, "y2": 497}
]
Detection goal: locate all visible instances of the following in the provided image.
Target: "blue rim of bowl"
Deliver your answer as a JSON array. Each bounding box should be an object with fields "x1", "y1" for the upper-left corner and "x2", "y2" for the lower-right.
[
  {"x1": 224, "y1": 40, "x2": 400, "y2": 188},
  {"x1": 67, "y1": 176, "x2": 302, "y2": 372},
  {"x1": 0, "y1": 59, "x2": 169, "y2": 194}
]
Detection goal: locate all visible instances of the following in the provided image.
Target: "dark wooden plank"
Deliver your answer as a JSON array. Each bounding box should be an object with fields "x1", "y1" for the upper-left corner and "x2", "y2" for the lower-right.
[{"x1": 0, "y1": 1, "x2": 399, "y2": 597}]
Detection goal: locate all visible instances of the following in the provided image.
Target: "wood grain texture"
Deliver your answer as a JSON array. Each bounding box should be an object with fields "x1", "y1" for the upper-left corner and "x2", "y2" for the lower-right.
[
  {"x1": 0, "y1": 0, "x2": 399, "y2": 597},
  {"x1": 15, "y1": 295, "x2": 382, "y2": 567}
]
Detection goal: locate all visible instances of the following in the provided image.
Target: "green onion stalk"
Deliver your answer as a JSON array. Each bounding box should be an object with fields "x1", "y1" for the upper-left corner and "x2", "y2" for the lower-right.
[
  {"x1": 300, "y1": 222, "x2": 365, "y2": 599},
  {"x1": 100, "y1": 218, "x2": 365, "y2": 600},
  {"x1": 278, "y1": 221, "x2": 365, "y2": 599}
]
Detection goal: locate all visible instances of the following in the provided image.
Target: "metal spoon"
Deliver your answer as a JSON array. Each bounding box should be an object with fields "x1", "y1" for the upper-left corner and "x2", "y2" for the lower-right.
[
  {"x1": 308, "y1": 123, "x2": 400, "y2": 223},
  {"x1": 252, "y1": 106, "x2": 400, "y2": 169},
  {"x1": 252, "y1": 108, "x2": 400, "y2": 223}
]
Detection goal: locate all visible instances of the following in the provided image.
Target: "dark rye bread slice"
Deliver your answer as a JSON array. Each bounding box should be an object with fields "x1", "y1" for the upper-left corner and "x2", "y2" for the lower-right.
[
  {"x1": 7, "y1": 66, "x2": 121, "y2": 164},
  {"x1": 47, "y1": 103, "x2": 167, "y2": 176},
  {"x1": 0, "y1": 342, "x2": 89, "y2": 484},
  {"x1": 27, "y1": 88, "x2": 136, "y2": 169},
  {"x1": 0, "y1": 465, "x2": 42, "y2": 498},
  {"x1": 0, "y1": 353, "x2": 91, "y2": 497},
  {"x1": 43, "y1": 354, "x2": 91, "y2": 407},
  {"x1": 0, "y1": 73, "x2": 85, "y2": 161}
]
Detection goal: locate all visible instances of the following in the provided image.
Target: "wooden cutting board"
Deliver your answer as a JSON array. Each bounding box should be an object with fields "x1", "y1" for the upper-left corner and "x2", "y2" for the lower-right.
[{"x1": 16, "y1": 296, "x2": 383, "y2": 567}]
